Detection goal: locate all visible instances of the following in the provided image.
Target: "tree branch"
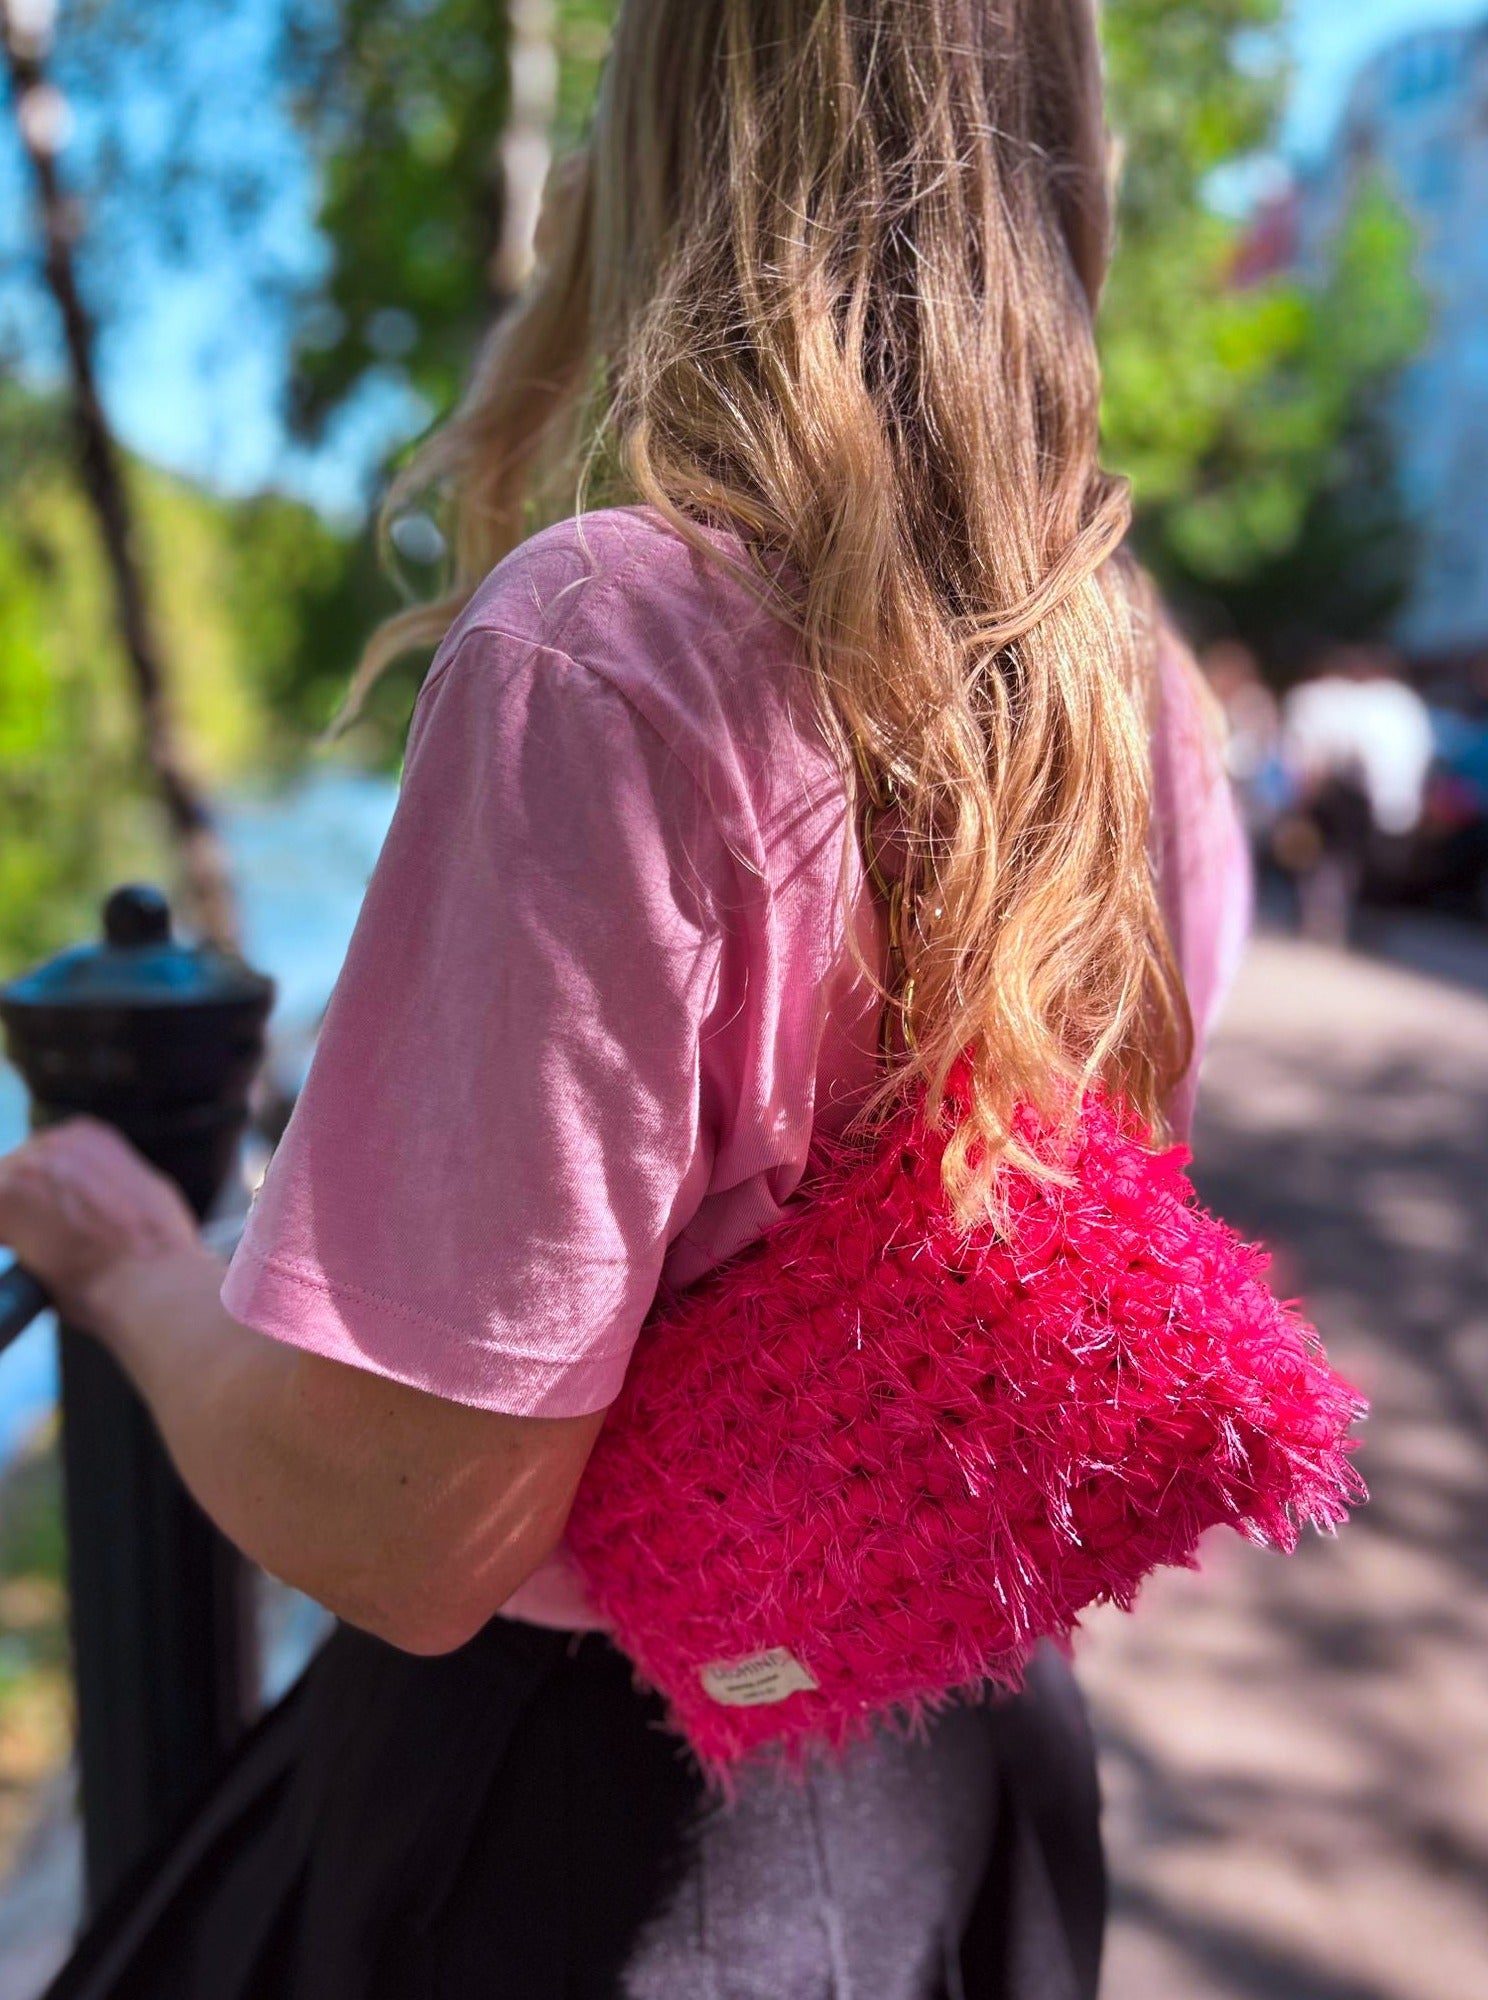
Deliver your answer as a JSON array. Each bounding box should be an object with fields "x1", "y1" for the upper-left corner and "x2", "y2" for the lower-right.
[{"x1": 2, "y1": 0, "x2": 240, "y2": 949}]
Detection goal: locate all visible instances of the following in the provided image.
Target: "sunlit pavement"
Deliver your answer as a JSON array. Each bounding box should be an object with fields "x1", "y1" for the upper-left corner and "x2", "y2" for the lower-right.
[
  {"x1": 3, "y1": 923, "x2": 1488, "y2": 1998},
  {"x1": 1082, "y1": 924, "x2": 1488, "y2": 2000}
]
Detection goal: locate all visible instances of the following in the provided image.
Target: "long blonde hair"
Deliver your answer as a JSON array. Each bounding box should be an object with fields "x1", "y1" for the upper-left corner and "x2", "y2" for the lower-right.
[{"x1": 352, "y1": 0, "x2": 1192, "y2": 1213}]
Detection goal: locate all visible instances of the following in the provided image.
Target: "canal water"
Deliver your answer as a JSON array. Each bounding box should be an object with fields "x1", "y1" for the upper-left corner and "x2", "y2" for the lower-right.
[{"x1": 0, "y1": 768, "x2": 399, "y2": 1463}]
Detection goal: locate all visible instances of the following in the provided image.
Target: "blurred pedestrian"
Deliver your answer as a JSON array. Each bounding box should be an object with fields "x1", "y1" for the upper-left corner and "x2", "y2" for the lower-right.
[
  {"x1": 2, "y1": 6, "x2": 1248, "y2": 1997},
  {"x1": 1279, "y1": 645, "x2": 1434, "y2": 945}
]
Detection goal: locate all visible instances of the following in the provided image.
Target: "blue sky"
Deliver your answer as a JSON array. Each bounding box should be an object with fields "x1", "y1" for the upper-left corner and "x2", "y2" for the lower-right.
[
  {"x1": 1287, "y1": 0, "x2": 1488, "y2": 153},
  {"x1": 9, "y1": 0, "x2": 1488, "y2": 518}
]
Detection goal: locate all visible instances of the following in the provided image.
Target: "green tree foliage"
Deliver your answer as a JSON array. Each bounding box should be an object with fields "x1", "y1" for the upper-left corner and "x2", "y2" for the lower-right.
[
  {"x1": 0, "y1": 390, "x2": 164, "y2": 971},
  {"x1": 0, "y1": 386, "x2": 390, "y2": 971},
  {"x1": 1102, "y1": 0, "x2": 1428, "y2": 668},
  {"x1": 1147, "y1": 185, "x2": 1425, "y2": 665},
  {"x1": 286, "y1": 0, "x2": 513, "y2": 438},
  {"x1": 219, "y1": 490, "x2": 402, "y2": 750},
  {"x1": 286, "y1": 0, "x2": 614, "y2": 437},
  {"x1": 267, "y1": 0, "x2": 615, "y2": 744},
  {"x1": 1102, "y1": 0, "x2": 1294, "y2": 511}
]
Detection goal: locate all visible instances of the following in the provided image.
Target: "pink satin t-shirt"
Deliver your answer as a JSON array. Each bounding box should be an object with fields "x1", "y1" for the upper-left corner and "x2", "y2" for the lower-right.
[{"x1": 222, "y1": 506, "x2": 1250, "y2": 1629}]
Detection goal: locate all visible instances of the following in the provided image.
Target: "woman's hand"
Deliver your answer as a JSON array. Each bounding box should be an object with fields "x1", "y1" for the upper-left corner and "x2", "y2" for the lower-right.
[
  {"x1": 0, "y1": 1116, "x2": 605, "y2": 1653},
  {"x1": 1, "y1": 1121, "x2": 608, "y2": 1652},
  {"x1": 0, "y1": 1118, "x2": 199, "y2": 1336}
]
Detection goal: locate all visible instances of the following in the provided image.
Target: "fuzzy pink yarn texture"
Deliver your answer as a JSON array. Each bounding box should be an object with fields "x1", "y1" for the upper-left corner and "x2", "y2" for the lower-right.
[{"x1": 565, "y1": 1090, "x2": 1366, "y2": 1780}]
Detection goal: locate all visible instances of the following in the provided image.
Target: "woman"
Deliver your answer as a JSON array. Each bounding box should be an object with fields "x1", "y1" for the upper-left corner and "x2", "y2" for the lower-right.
[{"x1": 2, "y1": 3, "x2": 1248, "y2": 1994}]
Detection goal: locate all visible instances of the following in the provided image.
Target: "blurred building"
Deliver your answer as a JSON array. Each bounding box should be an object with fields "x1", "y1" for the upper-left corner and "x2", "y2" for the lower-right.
[{"x1": 1302, "y1": 22, "x2": 1488, "y2": 664}]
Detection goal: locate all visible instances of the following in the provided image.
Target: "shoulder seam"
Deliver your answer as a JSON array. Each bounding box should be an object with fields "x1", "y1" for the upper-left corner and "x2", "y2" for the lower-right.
[
  {"x1": 420, "y1": 597, "x2": 737, "y2": 844},
  {"x1": 415, "y1": 617, "x2": 749, "y2": 960}
]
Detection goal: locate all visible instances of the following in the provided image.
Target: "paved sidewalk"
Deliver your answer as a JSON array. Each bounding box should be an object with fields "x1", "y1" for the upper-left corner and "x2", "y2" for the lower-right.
[
  {"x1": 0, "y1": 1780, "x2": 76, "y2": 2000},
  {"x1": 1082, "y1": 932, "x2": 1488, "y2": 2000}
]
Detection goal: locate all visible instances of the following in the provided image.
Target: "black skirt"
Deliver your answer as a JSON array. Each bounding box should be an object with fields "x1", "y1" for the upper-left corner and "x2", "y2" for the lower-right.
[{"x1": 43, "y1": 1616, "x2": 1104, "y2": 2000}]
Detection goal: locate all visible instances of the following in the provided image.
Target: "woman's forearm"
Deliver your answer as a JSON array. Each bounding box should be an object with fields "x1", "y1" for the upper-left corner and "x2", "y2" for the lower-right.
[
  {"x1": 90, "y1": 1244, "x2": 431, "y2": 1635},
  {"x1": 90, "y1": 1245, "x2": 602, "y2": 1652},
  {"x1": 1, "y1": 1119, "x2": 606, "y2": 1651}
]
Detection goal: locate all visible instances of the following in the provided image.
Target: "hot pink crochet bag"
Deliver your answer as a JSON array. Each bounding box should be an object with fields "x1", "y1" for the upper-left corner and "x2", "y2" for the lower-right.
[{"x1": 564, "y1": 1079, "x2": 1365, "y2": 1780}]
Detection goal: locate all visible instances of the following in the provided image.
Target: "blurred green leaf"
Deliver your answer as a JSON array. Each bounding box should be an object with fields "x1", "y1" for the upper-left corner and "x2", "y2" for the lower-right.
[
  {"x1": 0, "y1": 383, "x2": 404, "y2": 972},
  {"x1": 285, "y1": 0, "x2": 611, "y2": 443},
  {"x1": 1102, "y1": 4, "x2": 1428, "y2": 668}
]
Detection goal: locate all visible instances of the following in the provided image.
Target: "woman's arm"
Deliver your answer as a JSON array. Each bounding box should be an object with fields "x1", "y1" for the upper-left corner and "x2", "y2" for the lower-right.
[
  {"x1": 0, "y1": 619, "x2": 725, "y2": 1652},
  {"x1": 0, "y1": 1119, "x2": 604, "y2": 1655}
]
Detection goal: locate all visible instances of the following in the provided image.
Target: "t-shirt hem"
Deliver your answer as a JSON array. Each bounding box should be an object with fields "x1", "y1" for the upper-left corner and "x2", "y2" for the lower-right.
[{"x1": 220, "y1": 1244, "x2": 630, "y2": 1420}]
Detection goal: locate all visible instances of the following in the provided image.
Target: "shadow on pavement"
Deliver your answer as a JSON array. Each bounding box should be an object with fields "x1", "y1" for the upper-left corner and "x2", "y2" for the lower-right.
[{"x1": 1083, "y1": 935, "x2": 1488, "y2": 2000}]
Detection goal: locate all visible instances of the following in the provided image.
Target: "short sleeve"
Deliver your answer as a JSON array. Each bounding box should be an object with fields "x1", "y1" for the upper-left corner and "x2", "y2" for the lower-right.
[
  {"x1": 1150, "y1": 627, "x2": 1252, "y2": 1140},
  {"x1": 221, "y1": 628, "x2": 725, "y2": 1417}
]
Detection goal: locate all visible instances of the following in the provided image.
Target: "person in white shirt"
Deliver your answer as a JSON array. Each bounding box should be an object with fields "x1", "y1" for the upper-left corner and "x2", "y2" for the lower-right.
[{"x1": 1280, "y1": 647, "x2": 1435, "y2": 943}]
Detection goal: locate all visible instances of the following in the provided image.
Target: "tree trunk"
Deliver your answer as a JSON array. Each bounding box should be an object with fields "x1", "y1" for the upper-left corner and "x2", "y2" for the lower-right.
[
  {"x1": 490, "y1": 0, "x2": 559, "y2": 307},
  {"x1": 2, "y1": 3, "x2": 240, "y2": 950}
]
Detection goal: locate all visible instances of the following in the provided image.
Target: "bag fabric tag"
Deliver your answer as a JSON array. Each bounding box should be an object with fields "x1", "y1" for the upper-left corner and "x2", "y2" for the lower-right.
[{"x1": 699, "y1": 1647, "x2": 820, "y2": 1708}]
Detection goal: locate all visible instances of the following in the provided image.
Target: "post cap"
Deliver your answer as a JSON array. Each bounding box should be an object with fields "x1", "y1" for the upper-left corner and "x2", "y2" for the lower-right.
[
  {"x1": 0, "y1": 886, "x2": 274, "y2": 1013},
  {"x1": 103, "y1": 885, "x2": 173, "y2": 949}
]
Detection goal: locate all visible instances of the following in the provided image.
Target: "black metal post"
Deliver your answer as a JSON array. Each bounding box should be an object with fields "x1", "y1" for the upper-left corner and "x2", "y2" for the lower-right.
[
  {"x1": 0, "y1": 886, "x2": 274, "y2": 1912},
  {"x1": 57, "y1": 1330, "x2": 254, "y2": 1908},
  {"x1": 0, "y1": 1271, "x2": 255, "y2": 1911},
  {"x1": 0, "y1": 1263, "x2": 47, "y2": 1352}
]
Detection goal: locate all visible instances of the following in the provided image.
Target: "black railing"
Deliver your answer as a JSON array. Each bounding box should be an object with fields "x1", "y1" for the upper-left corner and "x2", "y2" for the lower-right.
[
  {"x1": 0, "y1": 888, "x2": 275, "y2": 1915},
  {"x1": 0, "y1": 1263, "x2": 257, "y2": 1914},
  {"x1": 0, "y1": 1263, "x2": 47, "y2": 1352}
]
